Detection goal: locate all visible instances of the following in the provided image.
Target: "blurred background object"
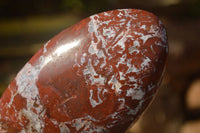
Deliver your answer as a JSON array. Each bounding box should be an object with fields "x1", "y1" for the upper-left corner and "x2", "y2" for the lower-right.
[{"x1": 0, "y1": 0, "x2": 200, "y2": 133}]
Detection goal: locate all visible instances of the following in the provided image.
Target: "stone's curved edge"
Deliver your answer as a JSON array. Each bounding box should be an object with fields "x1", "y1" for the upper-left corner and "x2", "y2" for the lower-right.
[{"x1": 0, "y1": 9, "x2": 168, "y2": 133}]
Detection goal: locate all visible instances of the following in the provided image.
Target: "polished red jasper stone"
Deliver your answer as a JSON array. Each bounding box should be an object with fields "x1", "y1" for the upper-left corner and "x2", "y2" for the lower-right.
[{"x1": 0, "y1": 9, "x2": 168, "y2": 133}]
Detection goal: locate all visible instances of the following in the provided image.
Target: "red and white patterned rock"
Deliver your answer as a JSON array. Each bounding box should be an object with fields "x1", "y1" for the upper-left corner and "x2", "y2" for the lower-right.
[{"x1": 0, "y1": 9, "x2": 168, "y2": 133}]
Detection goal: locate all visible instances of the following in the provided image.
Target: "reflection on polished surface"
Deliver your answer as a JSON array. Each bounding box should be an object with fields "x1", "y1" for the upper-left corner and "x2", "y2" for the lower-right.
[
  {"x1": 40, "y1": 39, "x2": 81, "y2": 70},
  {"x1": 54, "y1": 39, "x2": 81, "y2": 57}
]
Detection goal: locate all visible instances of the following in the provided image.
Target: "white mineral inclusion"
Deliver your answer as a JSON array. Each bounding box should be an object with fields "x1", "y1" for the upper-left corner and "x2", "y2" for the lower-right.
[
  {"x1": 128, "y1": 40, "x2": 140, "y2": 54},
  {"x1": 85, "y1": 9, "x2": 151, "y2": 109},
  {"x1": 70, "y1": 116, "x2": 106, "y2": 132},
  {"x1": 83, "y1": 59, "x2": 97, "y2": 76},
  {"x1": 88, "y1": 43, "x2": 98, "y2": 55},
  {"x1": 55, "y1": 115, "x2": 106, "y2": 132},
  {"x1": 10, "y1": 46, "x2": 64, "y2": 132},
  {"x1": 15, "y1": 63, "x2": 40, "y2": 99},
  {"x1": 141, "y1": 57, "x2": 151, "y2": 68},
  {"x1": 7, "y1": 86, "x2": 17, "y2": 108},
  {"x1": 13, "y1": 62, "x2": 46, "y2": 132},
  {"x1": 126, "y1": 88, "x2": 145, "y2": 100},
  {"x1": 81, "y1": 53, "x2": 87, "y2": 65},
  {"x1": 89, "y1": 89, "x2": 103, "y2": 108},
  {"x1": 83, "y1": 59, "x2": 106, "y2": 86},
  {"x1": 12, "y1": 46, "x2": 83, "y2": 132},
  {"x1": 43, "y1": 40, "x2": 50, "y2": 54},
  {"x1": 140, "y1": 25, "x2": 146, "y2": 30},
  {"x1": 119, "y1": 71, "x2": 126, "y2": 80},
  {"x1": 20, "y1": 108, "x2": 46, "y2": 133},
  {"x1": 102, "y1": 27, "x2": 115, "y2": 38},
  {"x1": 77, "y1": 9, "x2": 166, "y2": 130},
  {"x1": 59, "y1": 123, "x2": 70, "y2": 133},
  {"x1": 108, "y1": 75, "x2": 122, "y2": 93}
]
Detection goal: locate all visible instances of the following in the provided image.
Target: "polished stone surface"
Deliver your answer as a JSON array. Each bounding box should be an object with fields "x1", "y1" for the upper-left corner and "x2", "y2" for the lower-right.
[{"x1": 0, "y1": 9, "x2": 168, "y2": 133}]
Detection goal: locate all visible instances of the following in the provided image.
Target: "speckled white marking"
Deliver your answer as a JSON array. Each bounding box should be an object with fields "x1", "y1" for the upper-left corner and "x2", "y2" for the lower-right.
[
  {"x1": 10, "y1": 50, "x2": 55, "y2": 132},
  {"x1": 141, "y1": 57, "x2": 151, "y2": 68},
  {"x1": 89, "y1": 88, "x2": 103, "y2": 108},
  {"x1": 83, "y1": 59, "x2": 98, "y2": 76},
  {"x1": 7, "y1": 89, "x2": 17, "y2": 108},
  {"x1": 108, "y1": 75, "x2": 122, "y2": 94},
  {"x1": 118, "y1": 98, "x2": 125, "y2": 110},
  {"x1": 104, "y1": 12, "x2": 110, "y2": 16},
  {"x1": 88, "y1": 44, "x2": 98, "y2": 55},
  {"x1": 148, "y1": 83, "x2": 156, "y2": 91},
  {"x1": 119, "y1": 71, "x2": 126, "y2": 80},
  {"x1": 140, "y1": 34, "x2": 153, "y2": 44},
  {"x1": 126, "y1": 61, "x2": 140, "y2": 73},
  {"x1": 127, "y1": 100, "x2": 144, "y2": 115},
  {"x1": 20, "y1": 129, "x2": 26, "y2": 133},
  {"x1": 117, "y1": 12, "x2": 123, "y2": 17},
  {"x1": 81, "y1": 53, "x2": 87, "y2": 65},
  {"x1": 102, "y1": 27, "x2": 115, "y2": 38},
  {"x1": 20, "y1": 107, "x2": 45, "y2": 133},
  {"x1": 59, "y1": 123, "x2": 70, "y2": 133},
  {"x1": 96, "y1": 50, "x2": 105, "y2": 58},
  {"x1": 43, "y1": 40, "x2": 50, "y2": 54},
  {"x1": 81, "y1": 9, "x2": 164, "y2": 120},
  {"x1": 16, "y1": 63, "x2": 40, "y2": 99},
  {"x1": 92, "y1": 75, "x2": 106, "y2": 85},
  {"x1": 83, "y1": 8, "x2": 167, "y2": 125},
  {"x1": 129, "y1": 40, "x2": 140, "y2": 54},
  {"x1": 150, "y1": 45, "x2": 156, "y2": 54},
  {"x1": 58, "y1": 115, "x2": 106, "y2": 132},
  {"x1": 150, "y1": 24, "x2": 167, "y2": 43},
  {"x1": 113, "y1": 33, "x2": 127, "y2": 53},
  {"x1": 94, "y1": 59, "x2": 99, "y2": 66},
  {"x1": 12, "y1": 62, "x2": 46, "y2": 132},
  {"x1": 140, "y1": 25, "x2": 146, "y2": 30},
  {"x1": 51, "y1": 119, "x2": 59, "y2": 125},
  {"x1": 155, "y1": 41, "x2": 168, "y2": 54},
  {"x1": 116, "y1": 54, "x2": 127, "y2": 67},
  {"x1": 128, "y1": 76, "x2": 137, "y2": 82},
  {"x1": 126, "y1": 88, "x2": 145, "y2": 100},
  {"x1": 83, "y1": 59, "x2": 106, "y2": 86},
  {"x1": 88, "y1": 20, "x2": 96, "y2": 33}
]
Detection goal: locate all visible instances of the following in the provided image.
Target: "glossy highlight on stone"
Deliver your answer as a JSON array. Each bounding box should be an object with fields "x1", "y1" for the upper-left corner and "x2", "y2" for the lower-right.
[{"x1": 0, "y1": 9, "x2": 168, "y2": 133}]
